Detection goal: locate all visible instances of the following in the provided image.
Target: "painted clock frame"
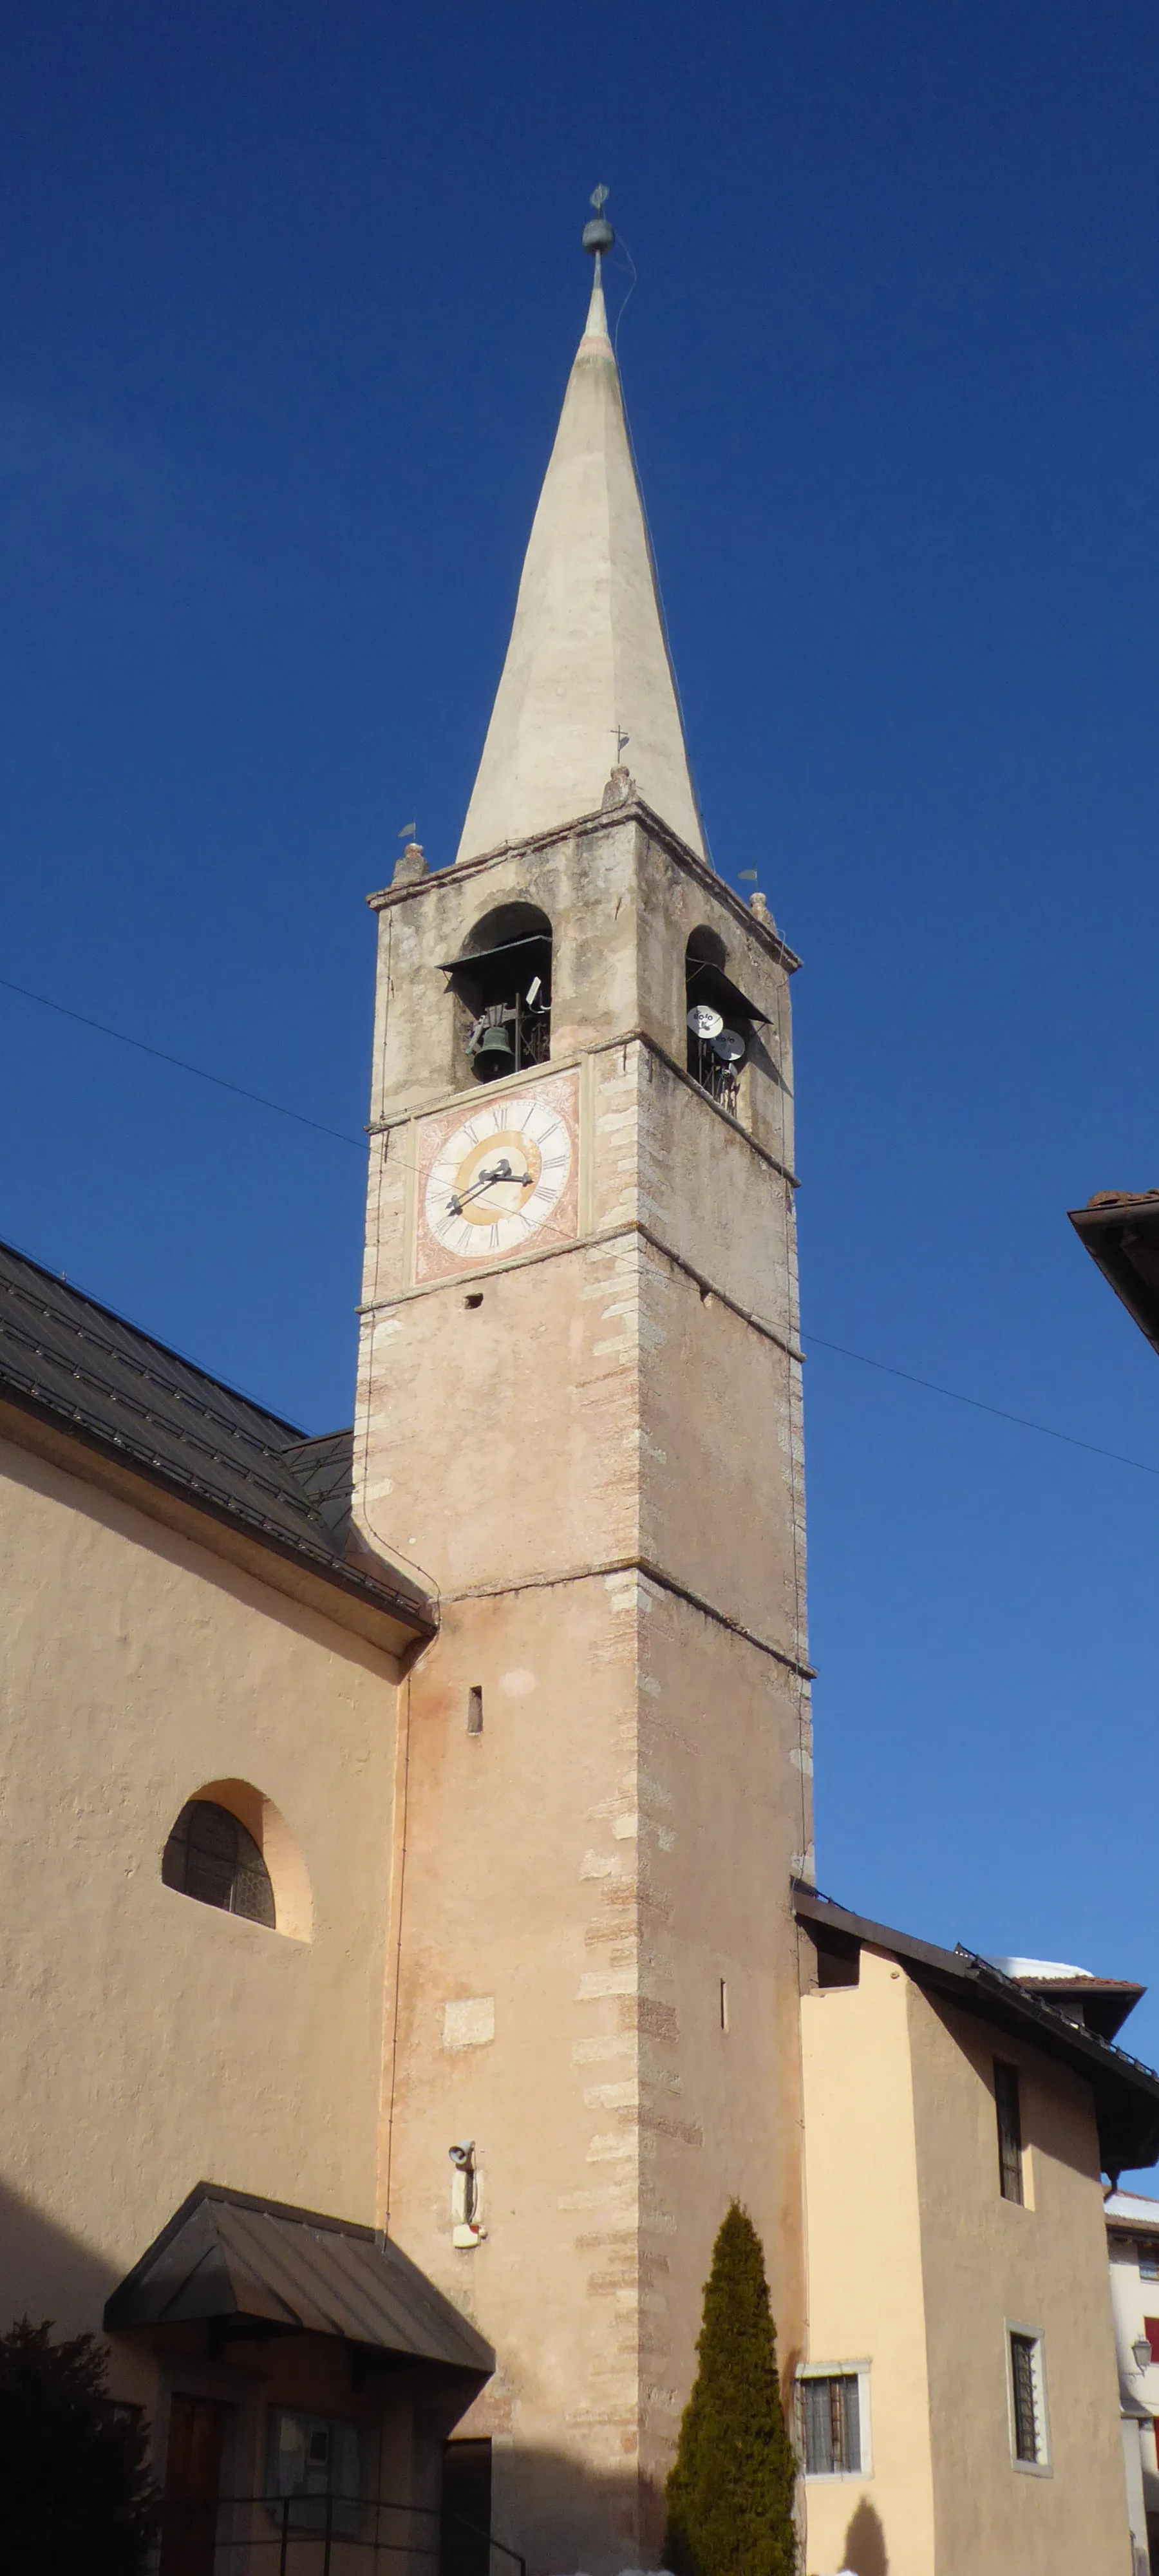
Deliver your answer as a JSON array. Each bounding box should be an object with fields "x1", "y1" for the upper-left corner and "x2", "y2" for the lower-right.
[{"x1": 413, "y1": 1067, "x2": 581, "y2": 1283}]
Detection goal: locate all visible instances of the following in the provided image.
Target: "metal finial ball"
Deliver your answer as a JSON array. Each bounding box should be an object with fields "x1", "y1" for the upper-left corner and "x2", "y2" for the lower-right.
[{"x1": 582, "y1": 217, "x2": 615, "y2": 256}]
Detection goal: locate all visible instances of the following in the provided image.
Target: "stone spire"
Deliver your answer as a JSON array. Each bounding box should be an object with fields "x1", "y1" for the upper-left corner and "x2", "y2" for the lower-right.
[{"x1": 454, "y1": 227, "x2": 707, "y2": 866}]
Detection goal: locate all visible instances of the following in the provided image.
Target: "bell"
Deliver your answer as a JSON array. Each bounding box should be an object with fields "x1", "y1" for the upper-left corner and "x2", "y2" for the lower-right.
[{"x1": 475, "y1": 1021, "x2": 515, "y2": 1078}]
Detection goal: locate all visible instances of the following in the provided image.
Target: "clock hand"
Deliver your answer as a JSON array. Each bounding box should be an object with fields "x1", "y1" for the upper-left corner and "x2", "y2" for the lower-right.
[{"x1": 448, "y1": 1160, "x2": 534, "y2": 1217}]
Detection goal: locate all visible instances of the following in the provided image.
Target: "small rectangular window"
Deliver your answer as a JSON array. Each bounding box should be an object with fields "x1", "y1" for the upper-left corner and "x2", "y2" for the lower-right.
[
  {"x1": 467, "y1": 1687, "x2": 483, "y2": 1736},
  {"x1": 994, "y1": 2060, "x2": 1023, "y2": 2204},
  {"x1": 799, "y1": 2373, "x2": 862, "y2": 2475},
  {"x1": 1008, "y1": 2333, "x2": 1048, "y2": 2467},
  {"x1": 1140, "y1": 2253, "x2": 1159, "y2": 2282}
]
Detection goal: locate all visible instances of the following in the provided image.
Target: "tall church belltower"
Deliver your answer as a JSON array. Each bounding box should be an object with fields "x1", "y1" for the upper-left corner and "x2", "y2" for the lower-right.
[{"x1": 354, "y1": 216, "x2": 812, "y2": 2573}]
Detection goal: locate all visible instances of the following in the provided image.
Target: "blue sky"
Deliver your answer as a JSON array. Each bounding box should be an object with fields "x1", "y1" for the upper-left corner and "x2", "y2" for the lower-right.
[{"x1": 4, "y1": 2, "x2": 1159, "y2": 2157}]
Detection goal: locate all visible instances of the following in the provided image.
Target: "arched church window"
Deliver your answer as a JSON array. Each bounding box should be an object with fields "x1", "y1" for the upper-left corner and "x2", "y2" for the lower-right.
[
  {"x1": 441, "y1": 903, "x2": 552, "y2": 1083},
  {"x1": 162, "y1": 1799, "x2": 276, "y2": 1929},
  {"x1": 684, "y1": 927, "x2": 766, "y2": 1115}
]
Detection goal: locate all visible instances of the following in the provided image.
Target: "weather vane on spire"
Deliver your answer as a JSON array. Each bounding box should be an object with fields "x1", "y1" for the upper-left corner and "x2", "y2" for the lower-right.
[{"x1": 582, "y1": 184, "x2": 615, "y2": 258}]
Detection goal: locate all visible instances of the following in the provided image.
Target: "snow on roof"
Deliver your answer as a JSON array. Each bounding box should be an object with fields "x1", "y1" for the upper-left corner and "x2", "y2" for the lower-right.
[
  {"x1": 987, "y1": 1956, "x2": 1093, "y2": 1981},
  {"x1": 1106, "y1": 2192, "x2": 1159, "y2": 2226}
]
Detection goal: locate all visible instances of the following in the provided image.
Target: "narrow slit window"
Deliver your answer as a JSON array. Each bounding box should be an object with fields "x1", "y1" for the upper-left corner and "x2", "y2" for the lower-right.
[
  {"x1": 719, "y1": 1978, "x2": 729, "y2": 2032},
  {"x1": 467, "y1": 1687, "x2": 484, "y2": 1736},
  {"x1": 1009, "y1": 2332, "x2": 1046, "y2": 2465},
  {"x1": 994, "y1": 2060, "x2": 1023, "y2": 2204}
]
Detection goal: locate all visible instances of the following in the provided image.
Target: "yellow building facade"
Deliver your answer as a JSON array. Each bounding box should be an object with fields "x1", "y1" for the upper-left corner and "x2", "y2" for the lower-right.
[{"x1": 799, "y1": 1890, "x2": 1157, "y2": 2576}]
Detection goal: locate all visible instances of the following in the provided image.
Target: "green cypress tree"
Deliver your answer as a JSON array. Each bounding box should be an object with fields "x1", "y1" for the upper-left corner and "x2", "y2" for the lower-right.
[
  {"x1": 0, "y1": 2317, "x2": 156, "y2": 2575},
  {"x1": 664, "y1": 2202, "x2": 797, "y2": 2576}
]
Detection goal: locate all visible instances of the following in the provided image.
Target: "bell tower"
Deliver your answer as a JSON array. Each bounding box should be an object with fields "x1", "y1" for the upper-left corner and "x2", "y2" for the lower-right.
[{"x1": 354, "y1": 220, "x2": 812, "y2": 2575}]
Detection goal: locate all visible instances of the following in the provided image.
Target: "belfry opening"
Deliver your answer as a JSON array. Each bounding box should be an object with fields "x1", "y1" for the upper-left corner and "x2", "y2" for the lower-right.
[{"x1": 444, "y1": 902, "x2": 553, "y2": 1083}]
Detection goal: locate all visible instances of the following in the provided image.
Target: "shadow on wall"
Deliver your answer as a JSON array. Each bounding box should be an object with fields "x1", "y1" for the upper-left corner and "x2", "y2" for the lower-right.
[
  {"x1": 0, "y1": 2178, "x2": 119, "y2": 2340},
  {"x1": 842, "y1": 2497, "x2": 888, "y2": 2576},
  {"x1": 483, "y1": 2447, "x2": 670, "y2": 2576}
]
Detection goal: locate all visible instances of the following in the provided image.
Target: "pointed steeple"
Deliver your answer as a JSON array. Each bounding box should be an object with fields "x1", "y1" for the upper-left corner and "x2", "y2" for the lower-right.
[{"x1": 455, "y1": 224, "x2": 707, "y2": 867}]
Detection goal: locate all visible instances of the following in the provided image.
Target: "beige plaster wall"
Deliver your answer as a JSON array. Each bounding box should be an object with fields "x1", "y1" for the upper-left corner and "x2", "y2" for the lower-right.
[
  {"x1": 380, "y1": 1580, "x2": 807, "y2": 2576},
  {"x1": 356, "y1": 1231, "x2": 640, "y2": 1599},
  {"x1": 638, "y1": 1249, "x2": 804, "y2": 1649},
  {"x1": 800, "y1": 1949, "x2": 936, "y2": 2576},
  {"x1": 911, "y1": 1986, "x2": 1130, "y2": 2576},
  {"x1": 601, "y1": 1043, "x2": 797, "y2": 1335},
  {"x1": 0, "y1": 1434, "x2": 399, "y2": 2399}
]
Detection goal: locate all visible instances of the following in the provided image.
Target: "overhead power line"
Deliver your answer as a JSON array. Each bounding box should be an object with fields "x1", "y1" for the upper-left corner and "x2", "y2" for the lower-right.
[
  {"x1": 0, "y1": 974, "x2": 366, "y2": 1150},
  {"x1": 804, "y1": 1332, "x2": 1159, "y2": 1483},
  {"x1": 3, "y1": 969, "x2": 1155, "y2": 1483}
]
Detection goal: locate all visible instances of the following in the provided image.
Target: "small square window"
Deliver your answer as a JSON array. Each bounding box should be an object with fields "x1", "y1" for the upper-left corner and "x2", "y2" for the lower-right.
[{"x1": 1140, "y1": 2254, "x2": 1158, "y2": 2282}]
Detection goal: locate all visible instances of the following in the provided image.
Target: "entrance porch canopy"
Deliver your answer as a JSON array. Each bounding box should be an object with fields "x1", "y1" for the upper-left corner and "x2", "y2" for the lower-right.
[{"x1": 104, "y1": 2181, "x2": 495, "y2": 2379}]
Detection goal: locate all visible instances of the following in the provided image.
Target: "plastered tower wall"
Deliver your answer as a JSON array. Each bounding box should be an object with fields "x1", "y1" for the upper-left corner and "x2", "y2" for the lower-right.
[{"x1": 353, "y1": 804, "x2": 812, "y2": 2573}]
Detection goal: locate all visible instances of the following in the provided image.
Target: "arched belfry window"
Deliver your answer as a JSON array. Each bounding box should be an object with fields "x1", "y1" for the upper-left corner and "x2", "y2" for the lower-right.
[
  {"x1": 442, "y1": 903, "x2": 552, "y2": 1083},
  {"x1": 162, "y1": 1798, "x2": 276, "y2": 1928},
  {"x1": 684, "y1": 927, "x2": 767, "y2": 1115}
]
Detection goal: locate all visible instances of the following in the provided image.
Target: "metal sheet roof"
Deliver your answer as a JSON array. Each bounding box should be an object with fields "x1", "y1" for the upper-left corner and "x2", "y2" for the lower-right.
[
  {"x1": 105, "y1": 2183, "x2": 493, "y2": 2377},
  {"x1": 1069, "y1": 1191, "x2": 1159, "y2": 1357},
  {"x1": 1107, "y1": 2190, "x2": 1159, "y2": 2234},
  {"x1": 796, "y1": 1883, "x2": 1159, "y2": 2179},
  {"x1": 0, "y1": 1238, "x2": 435, "y2": 1642}
]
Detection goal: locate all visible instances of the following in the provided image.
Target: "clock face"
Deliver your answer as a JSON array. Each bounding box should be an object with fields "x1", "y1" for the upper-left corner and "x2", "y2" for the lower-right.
[{"x1": 422, "y1": 1093, "x2": 574, "y2": 1264}]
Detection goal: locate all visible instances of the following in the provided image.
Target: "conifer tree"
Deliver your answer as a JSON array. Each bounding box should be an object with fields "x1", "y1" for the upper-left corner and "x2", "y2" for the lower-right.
[
  {"x1": 664, "y1": 2201, "x2": 797, "y2": 2576},
  {"x1": 0, "y1": 2317, "x2": 156, "y2": 2575}
]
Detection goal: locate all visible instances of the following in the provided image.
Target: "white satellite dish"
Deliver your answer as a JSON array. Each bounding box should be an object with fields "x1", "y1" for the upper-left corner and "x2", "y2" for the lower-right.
[
  {"x1": 711, "y1": 1027, "x2": 746, "y2": 1064},
  {"x1": 687, "y1": 1003, "x2": 724, "y2": 1040}
]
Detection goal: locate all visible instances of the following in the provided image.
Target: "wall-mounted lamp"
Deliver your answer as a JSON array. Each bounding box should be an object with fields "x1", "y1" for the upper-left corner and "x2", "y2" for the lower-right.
[
  {"x1": 448, "y1": 2141, "x2": 487, "y2": 2247},
  {"x1": 1132, "y1": 2333, "x2": 1153, "y2": 2375}
]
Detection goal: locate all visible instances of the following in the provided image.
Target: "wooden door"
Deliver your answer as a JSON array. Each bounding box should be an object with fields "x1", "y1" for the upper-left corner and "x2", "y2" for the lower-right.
[
  {"x1": 440, "y1": 2438, "x2": 492, "y2": 2576},
  {"x1": 160, "y1": 2395, "x2": 228, "y2": 2576}
]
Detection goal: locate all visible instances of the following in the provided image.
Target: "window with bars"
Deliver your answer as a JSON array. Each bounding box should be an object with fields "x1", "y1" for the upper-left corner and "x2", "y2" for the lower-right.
[
  {"x1": 1009, "y1": 2331, "x2": 1047, "y2": 2467},
  {"x1": 994, "y1": 2060, "x2": 1024, "y2": 2204},
  {"x1": 798, "y1": 2372, "x2": 862, "y2": 2476},
  {"x1": 162, "y1": 1799, "x2": 276, "y2": 1928}
]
